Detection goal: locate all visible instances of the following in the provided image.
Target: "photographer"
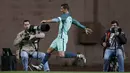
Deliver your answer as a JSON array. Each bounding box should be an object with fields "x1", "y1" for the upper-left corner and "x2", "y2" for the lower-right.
[
  {"x1": 13, "y1": 20, "x2": 50, "y2": 71},
  {"x1": 101, "y1": 20, "x2": 127, "y2": 72}
]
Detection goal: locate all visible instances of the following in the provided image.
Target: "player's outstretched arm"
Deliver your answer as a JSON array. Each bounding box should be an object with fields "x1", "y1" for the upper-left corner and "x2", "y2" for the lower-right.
[
  {"x1": 41, "y1": 19, "x2": 53, "y2": 23},
  {"x1": 72, "y1": 19, "x2": 86, "y2": 29},
  {"x1": 72, "y1": 19, "x2": 93, "y2": 34},
  {"x1": 41, "y1": 18, "x2": 60, "y2": 23}
]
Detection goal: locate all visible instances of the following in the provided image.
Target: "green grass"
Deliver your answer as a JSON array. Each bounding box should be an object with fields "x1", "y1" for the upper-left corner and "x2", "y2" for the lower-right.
[{"x1": 0, "y1": 71, "x2": 128, "y2": 73}]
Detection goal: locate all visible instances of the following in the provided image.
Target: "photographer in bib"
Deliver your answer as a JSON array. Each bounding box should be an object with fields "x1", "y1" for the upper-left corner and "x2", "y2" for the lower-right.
[
  {"x1": 101, "y1": 20, "x2": 127, "y2": 72},
  {"x1": 13, "y1": 20, "x2": 50, "y2": 71}
]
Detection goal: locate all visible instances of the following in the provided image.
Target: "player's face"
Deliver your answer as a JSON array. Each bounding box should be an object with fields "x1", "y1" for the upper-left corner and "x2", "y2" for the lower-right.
[
  {"x1": 60, "y1": 6, "x2": 66, "y2": 13},
  {"x1": 23, "y1": 21, "x2": 30, "y2": 29}
]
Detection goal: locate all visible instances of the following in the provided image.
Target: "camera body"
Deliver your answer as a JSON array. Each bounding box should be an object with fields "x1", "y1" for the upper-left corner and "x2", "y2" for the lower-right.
[
  {"x1": 21, "y1": 23, "x2": 50, "y2": 43},
  {"x1": 110, "y1": 27, "x2": 122, "y2": 34},
  {"x1": 21, "y1": 23, "x2": 50, "y2": 42},
  {"x1": 104, "y1": 27, "x2": 122, "y2": 47},
  {"x1": 23, "y1": 32, "x2": 30, "y2": 41}
]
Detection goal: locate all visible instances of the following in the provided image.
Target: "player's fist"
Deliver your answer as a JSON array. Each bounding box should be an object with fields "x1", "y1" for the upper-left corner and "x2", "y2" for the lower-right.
[{"x1": 85, "y1": 28, "x2": 93, "y2": 34}]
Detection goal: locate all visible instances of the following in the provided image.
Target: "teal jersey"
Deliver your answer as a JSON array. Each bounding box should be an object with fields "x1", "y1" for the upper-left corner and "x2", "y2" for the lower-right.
[
  {"x1": 50, "y1": 13, "x2": 72, "y2": 51},
  {"x1": 51, "y1": 13, "x2": 86, "y2": 40},
  {"x1": 58, "y1": 13, "x2": 72, "y2": 39},
  {"x1": 50, "y1": 13, "x2": 86, "y2": 51}
]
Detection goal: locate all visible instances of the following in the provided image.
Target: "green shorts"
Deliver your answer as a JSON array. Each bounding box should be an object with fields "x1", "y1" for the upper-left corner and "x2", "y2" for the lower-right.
[{"x1": 50, "y1": 38, "x2": 67, "y2": 51}]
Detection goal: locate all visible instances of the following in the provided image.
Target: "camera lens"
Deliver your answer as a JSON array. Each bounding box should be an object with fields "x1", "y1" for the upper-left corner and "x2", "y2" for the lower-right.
[
  {"x1": 111, "y1": 27, "x2": 115, "y2": 33},
  {"x1": 39, "y1": 23, "x2": 50, "y2": 32}
]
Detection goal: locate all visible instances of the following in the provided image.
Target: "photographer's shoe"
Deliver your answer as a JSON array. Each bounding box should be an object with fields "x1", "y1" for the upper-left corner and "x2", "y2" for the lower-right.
[
  {"x1": 77, "y1": 54, "x2": 86, "y2": 64},
  {"x1": 31, "y1": 64, "x2": 42, "y2": 70}
]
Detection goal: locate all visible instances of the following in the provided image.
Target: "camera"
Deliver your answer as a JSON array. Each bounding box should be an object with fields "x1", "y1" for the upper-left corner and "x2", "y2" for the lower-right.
[
  {"x1": 27, "y1": 23, "x2": 50, "y2": 33},
  {"x1": 110, "y1": 27, "x2": 122, "y2": 33},
  {"x1": 22, "y1": 23, "x2": 50, "y2": 41},
  {"x1": 23, "y1": 32, "x2": 30, "y2": 40}
]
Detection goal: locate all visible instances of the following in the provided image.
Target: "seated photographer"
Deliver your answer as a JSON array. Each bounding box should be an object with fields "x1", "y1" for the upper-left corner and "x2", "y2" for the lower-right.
[
  {"x1": 13, "y1": 20, "x2": 50, "y2": 71},
  {"x1": 101, "y1": 20, "x2": 127, "y2": 72}
]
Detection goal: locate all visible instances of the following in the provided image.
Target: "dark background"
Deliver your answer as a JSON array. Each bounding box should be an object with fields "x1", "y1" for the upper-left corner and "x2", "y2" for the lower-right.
[{"x1": 0, "y1": 0, "x2": 130, "y2": 71}]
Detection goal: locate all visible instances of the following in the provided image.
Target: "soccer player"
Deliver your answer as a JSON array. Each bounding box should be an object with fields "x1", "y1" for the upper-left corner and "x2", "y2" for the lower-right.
[{"x1": 32, "y1": 3, "x2": 92, "y2": 70}]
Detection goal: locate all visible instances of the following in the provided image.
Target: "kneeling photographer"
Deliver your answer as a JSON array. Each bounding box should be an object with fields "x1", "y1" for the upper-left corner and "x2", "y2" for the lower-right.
[
  {"x1": 13, "y1": 20, "x2": 50, "y2": 71},
  {"x1": 101, "y1": 20, "x2": 127, "y2": 72}
]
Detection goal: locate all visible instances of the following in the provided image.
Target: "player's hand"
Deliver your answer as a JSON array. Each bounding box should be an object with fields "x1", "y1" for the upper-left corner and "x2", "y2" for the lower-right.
[
  {"x1": 40, "y1": 20, "x2": 47, "y2": 23},
  {"x1": 85, "y1": 28, "x2": 93, "y2": 34},
  {"x1": 29, "y1": 35, "x2": 36, "y2": 40}
]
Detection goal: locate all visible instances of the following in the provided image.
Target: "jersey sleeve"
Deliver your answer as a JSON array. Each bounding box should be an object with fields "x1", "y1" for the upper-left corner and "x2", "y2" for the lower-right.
[
  {"x1": 72, "y1": 19, "x2": 86, "y2": 29},
  {"x1": 51, "y1": 17, "x2": 61, "y2": 22}
]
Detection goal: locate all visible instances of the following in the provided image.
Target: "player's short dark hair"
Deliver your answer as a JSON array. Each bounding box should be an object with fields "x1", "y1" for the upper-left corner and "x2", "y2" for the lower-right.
[
  {"x1": 111, "y1": 20, "x2": 119, "y2": 26},
  {"x1": 61, "y1": 3, "x2": 69, "y2": 10}
]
